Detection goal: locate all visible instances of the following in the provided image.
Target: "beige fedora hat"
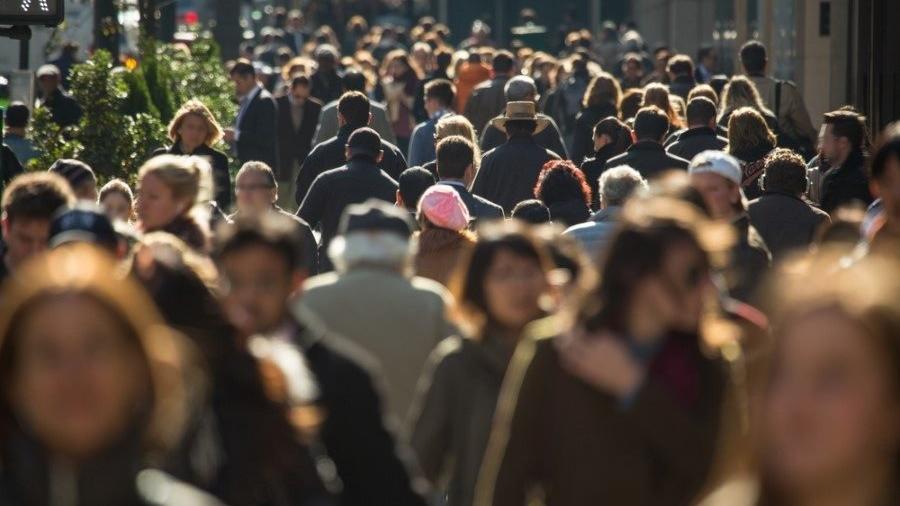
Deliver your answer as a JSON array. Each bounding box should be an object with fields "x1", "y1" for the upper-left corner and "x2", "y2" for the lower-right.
[{"x1": 490, "y1": 101, "x2": 551, "y2": 134}]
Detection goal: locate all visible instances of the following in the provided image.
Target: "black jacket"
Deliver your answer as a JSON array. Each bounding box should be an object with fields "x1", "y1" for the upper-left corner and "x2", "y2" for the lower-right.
[
  {"x1": 580, "y1": 144, "x2": 630, "y2": 210},
  {"x1": 480, "y1": 113, "x2": 568, "y2": 159},
  {"x1": 727, "y1": 214, "x2": 772, "y2": 304},
  {"x1": 152, "y1": 144, "x2": 232, "y2": 212},
  {"x1": 463, "y1": 76, "x2": 510, "y2": 135},
  {"x1": 295, "y1": 125, "x2": 407, "y2": 206},
  {"x1": 1, "y1": 145, "x2": 24, "y2": 186},
  {"x1": 39, "y1": 88, "x2": 82, "y2": 127},
  {"x1": 665, "y1": 126, "x2": 728, "y2": 163},
  {"x1": 440, "y1": 181, "x2": 505, "y2": 223},
  {"x1": 472, "y1": 135, "x2": 561, "y2": 214},
  {"x1": 820, "y1": 150, "x2": 873, "y2": 214},
  {"x1": 669, "y1": 75, "x2": 697, "y2": 100},
  {"x1": 310, "y1": 69, "x2": 344, "y2": 105},
  {"x1": 547, "y1": 198, "x2": 591, "y2": 227},
  {"x1": 297, "y1": 158, "x2": 399, "y2": 271},
  {"x1": 748, "y1": 192, "x2": 830, "y2": 260},
  {"x1": 236, "y1": 87, "x2": 279, "y2": 169},
  {"x1": 276, "y1": 96, "x2": 323, "y2": 182},
  {"x1": 571, "y1": 103, "x2": 618, "y2": 165},
  {"x1": 605, "y1": 140, "x2": 689, "y2": 180}
]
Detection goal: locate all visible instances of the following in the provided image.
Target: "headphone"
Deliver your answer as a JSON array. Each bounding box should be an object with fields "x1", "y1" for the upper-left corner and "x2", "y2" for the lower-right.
[{"x1": 758, "y1": 168, "x2": 811, "y2": 194}]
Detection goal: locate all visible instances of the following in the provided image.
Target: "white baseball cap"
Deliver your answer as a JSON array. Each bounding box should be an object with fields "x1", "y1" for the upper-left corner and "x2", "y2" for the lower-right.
[{"x1": 688, "y1": 150, "x2": 742, "y2": 185}]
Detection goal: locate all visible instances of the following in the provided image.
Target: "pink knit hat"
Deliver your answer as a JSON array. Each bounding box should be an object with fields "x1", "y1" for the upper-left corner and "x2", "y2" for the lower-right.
[{"x1": 417, "y1": 185, "x2": 471, "y2": 231}]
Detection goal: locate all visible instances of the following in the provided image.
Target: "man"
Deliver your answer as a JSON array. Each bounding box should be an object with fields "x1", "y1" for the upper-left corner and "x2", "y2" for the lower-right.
[
  {"x1": 479, "y1": 75, "x2": 568, "y2": 158},
  {"x1": 229, "y1": 161, "x2": 318, "y2": 273},
  {"x1": 48, "y1": 202, "x2": 124, "y2": 258},
  {"x1": 695, "y1": 46, "x2": 717, "y2": 84},
  {"x1": 0, "y1": 172, "x2": 75, "y2": 282},
  {"x1": 50, "y1": 41, "x2": 80, "y2": 89},
  {"x1": 407, "y1": 79, "x2": 455, "y2": 166},
  {"x1": 867, "y1": 123, "x2": 900, "y2": 251},
  {"x1": 817, "y1": 109, "x2": 873, "y2": 213},
  {"x1": 276, "y1": 75, "x2": 323, "y2": 210},
  {"x1": 463, "y1": 50, "x2": 515, "y2": 135},
  {"x1": 748, "y1": 149, "x2": 830, "y2": 260},
  {"x1": 309, "y1": 45, "x2": 343, "y2": 105},
  {"x1": 297, "y1": 128, "x2": 400, "y2": 272},
  {"x1": 224, "y1": 59, "x2": 278, "y2": 169},
  {"x1": 313, "y1": 70, "x2": 397, "y2": 146},
  {"x1": 618, "y1": 53, "x2": 645, "y2": 90},
  {"x1": 48, "y1": 158, "x2": 97, "y2": 201},
  {"x1": 472, "y1": 101, "x2": 560, "y2": 214},
  {"x1": 215, "y1": 213, "x2": 429, "y2": 506},
  {"x1": 4, "y1": 103, "x2": 40, "y2": 167},
  {"x1": 435, "y1": 136, "x2": 504, "y2": 222},
  {"x1": 396, "y1": 167, "x2": 436, "y2": 214},
  {"x1": 413, "y1": 49, "x2": 453, "y2": 123},
  {"x1": 605, "y1": 106, "x2": 689, "y2": 179},
  {"x1": 666, "y1": 54, "x2": 697, "y2": 100},
  {"x1": 564, "y1": 165, "x2": 647, "y2": 255},
  {"x1": 296, "y1": 92, "x2": 407, "y2": 206},
  {"x1": 689, "y1": 150, "x2": 771, "y2": 303},
  {"x1": 666, "y1": 97, "x2": 728, "y2": 161},
  {"x1": 35, "y1": 64, "x2": 82, "y2": 128},
  {"x1": 300, "y1": 200, "x2": 454, "y2": 419},
  {"x1": 283, "y1": 9, "x2": 310, "y2": 55},
  {"x1": 740, "y1": 40, "x2": 817, "y2": 155}
]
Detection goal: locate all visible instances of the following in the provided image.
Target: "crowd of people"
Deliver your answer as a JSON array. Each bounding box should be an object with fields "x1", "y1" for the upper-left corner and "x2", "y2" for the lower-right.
[{"x1": 1, "y1": 8, "x2": 900, "y2": 506}]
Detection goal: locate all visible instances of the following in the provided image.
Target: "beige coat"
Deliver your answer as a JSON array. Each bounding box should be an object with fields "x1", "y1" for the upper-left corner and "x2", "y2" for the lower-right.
[{"x1": 748, "y1": 75, "x2": 818, "y2": 147}]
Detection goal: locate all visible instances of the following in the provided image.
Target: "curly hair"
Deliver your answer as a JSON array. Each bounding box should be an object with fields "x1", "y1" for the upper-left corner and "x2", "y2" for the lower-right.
[
  {"x1": 727, "y1": 107, "x2": 777, "y2": 155},
  {"x1": 167, "y1": 99, "x2": 224, "y2": 147},
  {"x1": 534, "y1": 160, "x2": 592, "y2": 207},
  {"x1": 762, "y1": 148, "x2": 808, "y2": 195}
]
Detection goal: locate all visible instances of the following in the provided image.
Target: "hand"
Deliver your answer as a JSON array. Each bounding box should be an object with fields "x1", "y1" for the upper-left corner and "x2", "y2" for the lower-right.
[
  {"x1": 556, "y1": 328, "x2": 646, "y2": 400},
  {"x1": 223, "y1": 128, "x2": 236, "y2": 143}
]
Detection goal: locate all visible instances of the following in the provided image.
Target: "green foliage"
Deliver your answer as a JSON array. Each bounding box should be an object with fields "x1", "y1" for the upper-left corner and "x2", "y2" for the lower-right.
[
  {"x1": 121, "y1": 66, "x2": 160, "y2": 119},
  {"x1": 27, "y1": 107, "x2": 82, "y2": 171},
  {"x1": 141, "y1": 38, "x2": 177, "y2": 124}
]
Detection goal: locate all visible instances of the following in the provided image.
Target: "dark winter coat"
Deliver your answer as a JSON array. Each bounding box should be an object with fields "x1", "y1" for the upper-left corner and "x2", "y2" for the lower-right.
[
  {"x1": 463, "y1": 76, "x2": 511, "y2": 135},
  {"x1": 38, "y1": 88, "x2": 82, "y2": 127},
  {"x1": 665, "y1": 126, "x2": 728, "y2": 163},
  {"x1": 440, "y1": 181, "x2": 505, "y2": 223},
  {"x1": 276, "y1": 96, "x2": 323, "y2": 182},
  {"x1": 727, "y1": 214, "x2": 772, "y2": 303},
  {"x1": 236, "y1": 87, "x2": 279, "y2": 169},
  {"x1": 547, "y1": 198, "x2": 591, "y2": 228},
  {"x1": 157, "y1": 214, "x2": 209, "y2": 253},
  {"x1": 472, "y1": 135, "x2": 561, "y2": 214},
  {"x1": 605, "y1": 140, "x2": 690, "y2": 180},
  {"x1": 152, "y1": 144, "x2": 232, "y2": 212},
  {"x1": 748, "y1": 192, "x2": 830, "y2": 260},
  {"x1": 571, "y1": 103, "x2": 619, "y2": 165},
  {"x1": 480, "y1": 113, "x2": 569, "y2": 159},
  {"x1": 580, "y1": 144, "x2": 630, "y2": 210},
  {"x1": 820, "y1": 150, "x2": 873, "y2": 214}
]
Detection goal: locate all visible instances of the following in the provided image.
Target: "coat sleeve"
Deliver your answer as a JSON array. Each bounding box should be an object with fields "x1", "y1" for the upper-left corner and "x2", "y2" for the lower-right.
[
  {"x1": 213, "y1": 152, "x2": 233, "y2": 212},
  {"x1": 407, "y1": 124, "x2": 429, "y2": 167},
  {"x1": 297, "y1": 175, "x2": 326, "y2": 230},
  {"x1": 547, "y1": 118, "x2": 569, "y2": 160},
  {"x1": 480, "y1": 123, "x2": 504, "y2": 154},
  {"x1": 407, "y1": 340, "x2": 459, "y2": 483},
  {"x1": 241, "y1": 98, "x2": 279, "y2": 165},
  {"x1": 295, "y1": 150, "x2": 320, "y2": 206},
  {"x1": 471, "y1": 154, "x2": 494, "y2": 201}
]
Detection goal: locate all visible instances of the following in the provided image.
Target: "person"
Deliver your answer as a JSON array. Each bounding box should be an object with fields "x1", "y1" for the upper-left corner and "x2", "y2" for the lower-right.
[
  {"x1": 313, "y1": 70, "x2": 397, "y2": 146},
  {"x1": 284, "y1": 9, "x2": 310, "y2": 54},
  {"x1": 48, "y1": 202, "x2": 121, "y2": 257},
  {"x1": 408, "y1": 79, "x2": 455, "y2": 166},
  {"x1": 479, "y1": 76, "x2": 568, "y2": 159},
  {"x1": 571, "y1": 73, "x2": 621, "y2": 165},
  {"x1": 300, "y1": 200, "x2": 453, "y2": 419},
  {"x1": 413, "y1": 184, "x2": 476, "y2": 287},
  {"x1": 472, "y1": 102, "x2": 561, "y2": 214},
  {"x1": 414, "y1": 48, "x2": 453, "y2": 123},
  {"x1": 739, "y1": 40, "x2": 817, "y2": 155},
  {"x1": 410, "y1": 224, "x2": 552, "y2": 506},
  {"x1": 726, "y1": 107, "x2": 778, "y2": 201},
  {"x1": 435, "y1": 135, "x2": 504, "y2": 223},
  {"x1": 606, "y1": 106, "x2": 689, "y2": 179},
  {"x1": 619, "y1": 88, "x2": 645, "y2": 123},
  {"x1": 454, "y1": 52, "x2": 492, "y2": 114},
  {"x1": 98, "y1": 178, "x2": 135, "y2": 223},
  {"x1": 642, "y1": 83, "x2": 684, "y2": 134},
  {"x1": 534, "y1": 160, "x2": 592, "y2": 227},
  {"x1": 276, "y1": 75, "x2": 323, "y2": 210},
  {"x1": 818, "y1": 109, "x2": 873, "y2": 213},
  {"x1": 476, "y1": 196, "x2": 733, "y2": 506},
  {"x1": 580, "y1": 117, "x2": 634, "y2": 210},
  {"x1": 460, "y1": 19, "x2": 496, "y2": 49},
  {"x1": 642, "y1": 45, "x2": 673, "y2": 85},
  {"x1": 379, "y1": 50, "x2": 422, "y2": 154},
  {"x1": 135, "y1": 154, "x2": 212, "y2": 252},
  {"x1": 565, "y1": 165, "x2": 647, "y2": 256},
  {"x1": 35, "y1": 64, "x2": 82, "y2": 128},
  {"x1": 309, "y1": 44, "x2": 343, "y2": 104},
  {"x1": 296, "y1": 92, "x2": 407, "y2": 206},
  {"x1": 48, "y1": 158, "x2": 98, "y2": 201},
  {"x1": 0, "y1": 172, "x2": 75, "y2": 283},
  {"x1": 695, "y1": 46, "x2": 716, "y2": 84},
  {"x1": 423, "y1": 114, "x2": 481, "y2": 176},
  {"x1": 297, "y1": 128, "x2": 401, "y2": 272},
  {"x1": 747, "y1": 149, "x2": 830, "y2": 260},
  {"x1": 3, "y1": 102, "x2": 39, "y2": 167},
  {"x1": 545, "y1": 52, "x2": 593, "y2": 146},
  {"x1": 510, "y1": 199, "x2": 551, "y2": 224},
  {"x1": 666, "y1": 97, "x2": 728, "y2": 162},
  {"x1": 50, "y1": 41, "x2": 80, "y2": 89},
  {"x1": 619, "y1": 53, "x2": 645, "y2": 90},
  {"x1": 397, "y1": 167, "x2": 437, "y2": 215},
  {"x1": 867, "y1": 122, "x2": 900, "y2": 251},
  {"x1": 667, "y1": 54, "x2": 697, "y2": 100},
  {"x1": 154, "y1": 100, "x2": 233, "y2": 211},
  {"x1": 210, "y1": 213, "x2": 428, "y2": 505},
  {"x1": 224, "y1": 60, "x2": 278, "y2": 169},
  {"x1": 717, "y1": 76, "x2": 778, "y2": 134},
  {"x1": 464, "y1": 50, "x2": 515, "y2": 135},
  {"x1": 689, "y1": 150, "x2": 771, "y2": 302},
  {"x1": 0, "y1": 245, "x2": 224, "y2": 505}
]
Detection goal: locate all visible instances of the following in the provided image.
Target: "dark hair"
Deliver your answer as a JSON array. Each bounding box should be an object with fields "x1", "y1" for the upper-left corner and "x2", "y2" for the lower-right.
[
  {"x1": 870, "y1": 122, "x2": 900, "y2": 181},
  {"x1": 739, "y1": 40, "x2": 767, "y2": 74},
  {"x1": 48, "y1": 159, "x2": 97, "y2": 192},
  {"x1": 619, "y1": 89, "x2": 644, "y2": 121},
  {"x1": 215, "y1": 213, "x2": 309, "y2": 273},
  {"x1": 763, "y1": 148, "x2": 808, "y2": 195},
  {"x1": 491, "y1": 50, "x2": 515, "y2": 74},
  {"x1": 697, "y1": 45, "x2": 714, "y2": 63},
  {"x1": 424, "y1": 79, "x2": 455, "y2": 108},
  {"x1": 633, "y1": 106, "x2": 670, "y2": 141},
  {"x1": 435, "y1": 49, "x2": 453, "y2": 71},
  {"x1": 337, "y1": 91, "x2": 371, "y2": 127},
  {"x1": 534, "y1": 160, "x2": 591, "y2": 207},
  {"x1": 341, "y1": 70, "x2": 367, "y2": 92},
  {"x1": 824, "y1": 110, "x2": 868, "y2": 154},
  {"x1": 290, "y1": 74, "x2": 310, "y2": 88},
  {"x1": 229, "y1": 59, "x2": 256, "y2": 78},
  {"x1": 666, "y1": 54, "x2": 694, "y2": 77},
  {"x1": 504, "y1": 119, "x2": 537, "y2": 136},
  {"x1": 594, "y1": 116, "x2": 634, "y2": 156},
  {"x1": 436, "y1": 136, "x2": 475, "y2": 180},
  {"x1": 686, "y1": 97, "x2": 718, "y2": 126},
  {"x1": 4, "y1": 102, "x2": 29, "y2": 128},
  {"x1": 398, "y1": 167, "x2": 436, "y2": 211},
  {"x1": 511, "y1": 199, "x2": 551, "y2": 224},
  {"x1": 1, "y1": 172, "x2": 75, "y2": 224}
]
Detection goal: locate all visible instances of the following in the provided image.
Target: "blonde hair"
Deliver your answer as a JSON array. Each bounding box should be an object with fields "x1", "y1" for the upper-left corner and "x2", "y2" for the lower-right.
[
  {"x1": 435, "y1": 115, "x2": 481, "y2": 166},
  {"x1": 582, "y1": 72, "x2": 622, "y2": 110},
  {"x1": 167, "y1": 100, "x2": 224, "y2": 147},
  {"x1": 719, "y1": 76, "x2": 772, "y2": 121},
  {"x1": 138, "y1": 155, "x2": 213, "y2": 210},
  {"x1": 642, "y1": 83, "x2": 684, "y2": 129},
  {"x1": 727, "y1": 107, "x2": 777, "y2": 155}
]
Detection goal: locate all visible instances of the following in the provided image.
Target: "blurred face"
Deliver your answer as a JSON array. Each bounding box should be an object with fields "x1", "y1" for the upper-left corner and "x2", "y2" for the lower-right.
[
  {"x1": 38, "y1": 75, "x2": 59, "y2": 95},
  {"x1": 691, "y1": 172, "x2": 740, "y2": 220},
  {"x1": 291, "y1": 84, "x2": 311, "y2": 103},
  {"x1": 702, "y1": 50, "x2": 717, "y2": 69},
  {"x1": 231, "y1": 73, "x2": 257, "y2": 97},
  {"x1": 388, "y1": 59, "x2": 406, "y2": 79},
  {"x1": 177, "y1": 113, "x2": 210, "y2": 151},
  {"x1": 235, "y1": 171, "x2": 276, "y2": 214},
  {"x1": 9, "y1": 295, "x2": 147, "y2": 459},
  {"x1": 74, "y1": 181, "x2": 98, "y2": 202},
  {"x1": 873, "y1": 155, "x2": 900, "y2": 229},
  {"x1": 655, "y1": 51, "x2": 672, "y2": 71},
  {"x1": 100, "y1": 192, "x2": 133, "y2": 223},
  {"x1": 136, "y1": 173, "x2": 187, "y2": 231},
  {"x1": 763, "y1": 309, "x2": 900, "y2": 494},
  {"x1": 1, "y1": 218, "x2": 50, "y2": 270},
  {"x1": 220, "y1": 245, "x2": 303, "y2": 337},
  {"x1": 623, "y1": 61, "x2": 642, "y2": 79},
  {"x1": 483, "y1": 249, "x2": 548, "y2": 332},
  {"x1": 820, "y1": 124, "x2": 851, "y2": 166}
]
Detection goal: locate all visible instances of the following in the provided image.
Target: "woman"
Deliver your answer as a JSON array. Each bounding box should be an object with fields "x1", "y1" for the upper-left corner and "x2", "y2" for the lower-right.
[
  {"x1": 534, "y1": 160, "x2": 592, "y2": 227},
  {"x1": 580, "y1": 117, "x2": 634, "y2": 210},
  {"x1": 153, "y1": 100, "x2": 232, "y2": 212},
  {"x1": 409, "y1": 223, "x2": 553, "y2": 506},
  {"x1": 136, "y1": 154, "x2": 212, "y2": 252},
  {"x1": 642, "y1": 83, "x2": 685, "y2": 134},
  {"x1": 718, "y1": 76, "x2": 778, "y2": 134},
  {"x1": 571, "y1": 72, "x2": 622, "y2": 165},
  {"x1": 379, "y1": 50, "x2": 422, "y2": 154},
  {"x1": 727, "y1": 107, "x2": 778, "y2": 200},
  {"x1": 620, "y1": 88, "x2": 645, "y2": 124},
  {"x1": 423, "y1": 115, "x2": 481, "y2": 176},
  {"x1": 99, "y1": 178, "x2": 135, "y2": 223},
  {"x1": 476, "y1": 197, "x2": 735, "y2": 506},
  {"x1": 0, "y1": 245, "x2": 217, "y2": 505},
  {"x1": 414, "y1": 185, "x2": 476, "y2": 287}
]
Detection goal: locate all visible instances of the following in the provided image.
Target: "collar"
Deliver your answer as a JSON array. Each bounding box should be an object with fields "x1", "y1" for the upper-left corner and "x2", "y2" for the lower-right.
[
  {"x1": 440, "y1": 179, "x2": 468, "y2": 189},
  {"x1": 629, "y1": 140, "x2": 664, "y2": 151},
  {"x1": 681, "y1": 126, "x2": 717, "y2": 138},
  {"x1": 241, "y1": 85, "x2": 263, "y2": 103}
]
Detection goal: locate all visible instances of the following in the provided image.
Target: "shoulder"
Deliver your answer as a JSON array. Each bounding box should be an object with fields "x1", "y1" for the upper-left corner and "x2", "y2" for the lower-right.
[
  {"x1": 381, "y1": 139, "x2": 404, "y2": 157},
  {"x1": 606, "y1": 151, "x2": 630, "y2": 165},
  {"x1": 667, "y1": 152, "x2": 690, "y2": 165},
  {"x1": 308, "y1": 97, "x2": 324, "y2": 109},
  {"x1": 410, "y1": 276, "x2": 452, "y2": 305},
  {"x1": 151, "y1": 146, "x2": 171, "y2": 157},
  {"x1": 302, "y1": 272, "x2": 342, "y2": 294}
]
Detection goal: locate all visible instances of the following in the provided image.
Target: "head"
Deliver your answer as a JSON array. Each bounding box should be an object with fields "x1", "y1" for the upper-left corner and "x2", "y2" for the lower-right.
[
  {"x1": 436, "y1": 135, "x2": 477, "y2": 185},
  {"x1": 642, "y1": 83, "x2": 681, "y2": 128},
  {"x1": 98, "y1": 179, "x2": 134, "y2": 223},
  {"x1": 598, "y1": 165, "x2": 648, "y2": 209},
  {"x1": 136, "y1": 155, "x2": 207, "y2": 231},
  {"x1": 314, "y1": 45, "x2": 339, "y2": 72},
  {"x1": 593, "y1": 116, "x2": 634, "y2": 153},
  {"x1": 534, "y1": 160, "x2": 592, "y2": 208},
  {"x1": 633, "y1": 106, "x2": 670, "y2": 143},
  {"x1": 417, "y1": 184, "x2": 470, "y2": 232},
  {"x1": 740, "y1": 40, "x2": 768, "y2": 75},
  {"x1": 666, "y1": 54, "x2": 695, "y2": 80},
  {"x1": 215, "y1": 213, "x2": 310, "y2": 336},
  {"x1": 1, "y1": 173, "x2": 75, "y2": 270},
  {"x1": 583, "y1": 72, "x2": 622, "y2": 111},
  {"x1": 235, "y1": 162, "x2": 278, "y2": 214},
  {"x1": 48, "y1": 203, "x2": 120, "y2": 256},
  {"x1": 344, "y1": 127, "x2": 384, "y2": 164},
  {"x1": 870, "y1": 123, "x2": 900, "y2": 231},
  {"x1": 337, "y1": 91, "x2": 372, "y2": 129},
  {"x1": 622, "y1": 53, "x2": 643, "y2": 80},
  {"x1": 689, "y1": 150, "x2": 745, "y2": 220},
  {"x1": 504, "y1": 75, "x2": 538, "y2": 103},
  {"x1": 511, "y1": 199, "x2": 551, "y2": 224},
  {"x1": 229, "y1": 59, "x2": 258, "y2": 96},
  {"x1": 687, "y1": 96, "x2": 718, "y2": 129},
  {"x1": 168, "y1": 100, "x2": 224, "y2": 150},
  {"x1": 289, "y1": 74, "x2": 311, "y2": 103},
  {"x1": 720, "y1": 76, "x2": 769, "y2": 117},
  {"x1": 688, "y1": 84, "x2": 719, "y2": 106},
  {"x1": 4, "y1": 102, "x2": 29, "y2": 132},
  {"x1": 761, "y1": 149, "x2": 810, "y2": 197},
  {"x1": 620, "y1": 88, "x2": 645, "y2": 121},
  {"x1": 36, "y1": 65, "x2": 61, "y2": 95},
  {"x1": 397, "y1": 167, "x2": 436, "y2": 211},
  {"x1": 424, "y1": 79, "x2": 455, "y2": 116},
  {"x1": 48, "y1": 159, "x2": 98, "y2": 201},
  {"x1": 698, "y1": 46, "x2": 717, "y2": 70},
  {"x1": 821, "y1": 110, "x2": 868, "y2": 166},
  {"x1": 328, "y1": 200, "x2": 415, "y2": 274},
  {"x1": 727, "y1": 106, "x2": 777, "y2": 154},
  {"x1": 491, "y1": 50, "x2": 515, "y2": 76},
  {"x1": 653, "y1": 46, "x2": 673, "y2": 71},
  {"x1": 435, "y1": 115, "x2": 480, "y2": 160}
]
